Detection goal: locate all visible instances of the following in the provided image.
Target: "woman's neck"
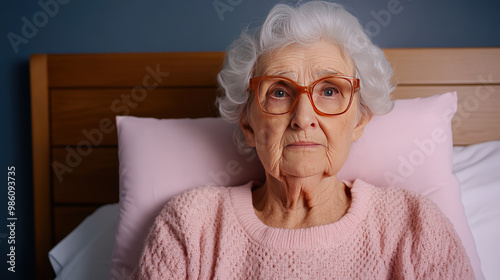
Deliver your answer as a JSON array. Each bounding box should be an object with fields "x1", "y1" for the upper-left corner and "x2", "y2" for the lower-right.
[{"x1": 252, "y1": 174, "x2": 351, "y2": 229}]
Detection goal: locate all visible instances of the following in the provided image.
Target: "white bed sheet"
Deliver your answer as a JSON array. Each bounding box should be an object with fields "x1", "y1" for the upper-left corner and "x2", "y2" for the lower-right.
[
  {"x1": 452, "y1": 141, "x2": 500, "y2": 280},
  {"x1": 49, "y1": 203, "x2": 119, "y2": 280},
  {"x1": 49, "y1": 141, "x2": 500, "y2": 279}
]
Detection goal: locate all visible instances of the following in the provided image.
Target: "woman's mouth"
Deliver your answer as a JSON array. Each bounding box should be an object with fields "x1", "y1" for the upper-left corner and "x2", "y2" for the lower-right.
[{"x1": 286, "y1": 141, "x2": 322, "y2": 147}]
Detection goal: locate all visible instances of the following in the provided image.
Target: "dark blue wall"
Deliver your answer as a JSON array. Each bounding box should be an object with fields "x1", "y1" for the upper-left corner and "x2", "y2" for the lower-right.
[{"x1": 1, "y1": 0, "x2": 499, "y2": 278}]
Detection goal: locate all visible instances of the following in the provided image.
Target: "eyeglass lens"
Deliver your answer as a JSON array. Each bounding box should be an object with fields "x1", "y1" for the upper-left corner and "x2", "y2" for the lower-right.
[{"x1": 257, "y1": 77, "x2": 352, "y2": 114}]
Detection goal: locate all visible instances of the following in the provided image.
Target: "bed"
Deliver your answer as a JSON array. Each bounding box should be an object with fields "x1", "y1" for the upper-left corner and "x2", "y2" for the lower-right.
[{"x1": 30, "y1": 48, "x2": 500, "y2": 279}]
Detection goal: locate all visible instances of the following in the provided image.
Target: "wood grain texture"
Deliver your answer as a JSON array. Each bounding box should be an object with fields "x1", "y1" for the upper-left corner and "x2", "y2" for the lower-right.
[
  {"x1": 30, "y1": 54, "x2": 53, "y2": 280},
  {"x1": 47, "y1": 52, "x2": 225, "y2": 88},
  {"x1": 384, "y1": 48, "x2": 500, "y2": 85},
  {"x1": 393, "y1": 85, "x2": 500, "y2": 145},
  {"x1": 52, "y1": 148, "x2": 119, "y2": 204},
  {"x1": 50, "y1": 88, "x2": 219, "y2": 145}
]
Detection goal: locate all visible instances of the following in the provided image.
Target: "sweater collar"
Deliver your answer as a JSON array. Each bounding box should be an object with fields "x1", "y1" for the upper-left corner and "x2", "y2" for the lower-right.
[{"x1": 228, "y1": 179, "x2": 374, "y2": 250}]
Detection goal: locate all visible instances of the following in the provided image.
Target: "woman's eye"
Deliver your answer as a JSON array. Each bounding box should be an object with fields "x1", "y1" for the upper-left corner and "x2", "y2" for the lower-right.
[
  {"x1": 272, "y1": 89, "x2": 287, "y2": 98},
  {"x1": 323, "y1": 87, "x2": 339, "y2": 97}
]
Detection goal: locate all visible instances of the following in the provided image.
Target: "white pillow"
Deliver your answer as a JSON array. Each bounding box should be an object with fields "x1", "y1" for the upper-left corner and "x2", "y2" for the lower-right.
[{"x1": 453, "y1": 141, "x2": 500, "y2": 280}]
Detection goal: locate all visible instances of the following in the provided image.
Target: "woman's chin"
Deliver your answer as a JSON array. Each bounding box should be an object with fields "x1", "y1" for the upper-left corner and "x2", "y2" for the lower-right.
[{"x1": 280, "y1": 159, "x2": 326, "y2": 179}]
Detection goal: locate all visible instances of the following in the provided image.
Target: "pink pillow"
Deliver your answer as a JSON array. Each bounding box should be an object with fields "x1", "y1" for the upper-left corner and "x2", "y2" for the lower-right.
[
  {"x1": 111, "y1": 117, "x2": 266, "y2": 278},
  {"x1": 339, "y1": 92, "x2": 482, "y2": 279},
  {"x1": 110, "y1": 92, "x2": 482, "y2": 279}
]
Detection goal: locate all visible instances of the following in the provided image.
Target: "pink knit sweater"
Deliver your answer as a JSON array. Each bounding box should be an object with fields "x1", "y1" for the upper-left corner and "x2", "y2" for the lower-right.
[{"x1": 131, "y1": 179, "x2": 474, "y2": 279}]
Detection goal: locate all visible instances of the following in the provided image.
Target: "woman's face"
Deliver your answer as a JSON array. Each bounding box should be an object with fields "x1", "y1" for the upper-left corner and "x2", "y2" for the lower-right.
[{"x1": 241, "y1": 40, "x2": 370, "y2": 181}]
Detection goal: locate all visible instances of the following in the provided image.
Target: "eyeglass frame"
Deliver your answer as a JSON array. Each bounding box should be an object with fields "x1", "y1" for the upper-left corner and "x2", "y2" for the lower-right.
[{"x1": 248, "y1": 75, "x2": 360, "y2": 116}]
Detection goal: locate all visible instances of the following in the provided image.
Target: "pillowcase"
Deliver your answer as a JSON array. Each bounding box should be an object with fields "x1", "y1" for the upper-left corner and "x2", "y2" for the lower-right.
[
  {"x1": 110, "y1": 91, "x2": 482, "y2": 279},
  {"x1": 452, "y1": 141, "x2": 500, "y2": 280},
  {"x1": 111, "y1": 116, "x2": 266, "y2": 278}
]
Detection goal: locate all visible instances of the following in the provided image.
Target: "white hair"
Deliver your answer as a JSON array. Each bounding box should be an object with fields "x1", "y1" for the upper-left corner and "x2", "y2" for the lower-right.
[{"x1": 216, "y1": 1, "x2": 395, "y2": 152}]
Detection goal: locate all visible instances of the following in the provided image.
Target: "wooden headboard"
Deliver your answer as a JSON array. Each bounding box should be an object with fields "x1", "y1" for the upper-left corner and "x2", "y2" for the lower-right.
[{"x1": 30, "y1": 48, "x2": 500, "y2": 279}]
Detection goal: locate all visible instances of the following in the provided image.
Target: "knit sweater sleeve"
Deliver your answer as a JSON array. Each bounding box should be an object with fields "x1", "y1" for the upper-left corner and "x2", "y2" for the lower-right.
[
  {"x1": 392, "y1": 191, "x2": 475, "y2": 279},
  {"x1": 129, "y1": 200, "x2": 188, "y2": 280}
]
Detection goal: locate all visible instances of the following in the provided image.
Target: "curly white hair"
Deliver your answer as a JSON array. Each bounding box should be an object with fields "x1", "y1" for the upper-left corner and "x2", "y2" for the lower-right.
[{"x1": 216, "y1": 1, "x2": 395, "y2": 152}]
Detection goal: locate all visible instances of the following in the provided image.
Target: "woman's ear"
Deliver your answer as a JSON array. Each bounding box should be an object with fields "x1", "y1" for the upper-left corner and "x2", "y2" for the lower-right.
[
  {"x1": 239, "y1": 110, "x2": 256, "y2": 148},
  {"x1": 352, "y1": 110, "x2": 372, "y2": 142}
]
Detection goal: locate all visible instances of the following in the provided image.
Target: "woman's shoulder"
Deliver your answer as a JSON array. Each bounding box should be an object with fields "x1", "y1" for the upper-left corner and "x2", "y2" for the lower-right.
[
  {"x1": 376, "y1": 185, "x2": 443, "y2": 218},
  {"x1": 170, "y1": 185, "x2": 229, "y2": 203},
  {"x1": 356, "y1": 181, "x2": 473, "y2": 278},
  {"x1": 352, "y1": 179, "x2": 452, "y2": 228},
  {"x1": 156, "y1": 183, "x2": 253, "y2": 227},
  {"x1": 356, "y1": 180, "x2": 459, "y2": 238},
  {"x1": 161, "y1": 185, "x2": 231, "y2": 218}
]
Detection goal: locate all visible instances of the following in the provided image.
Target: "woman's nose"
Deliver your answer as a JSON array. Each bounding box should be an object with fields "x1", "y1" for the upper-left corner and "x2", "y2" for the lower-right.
[{"x1": 290, "y1": 94, "x2": 318, "y2": 129}]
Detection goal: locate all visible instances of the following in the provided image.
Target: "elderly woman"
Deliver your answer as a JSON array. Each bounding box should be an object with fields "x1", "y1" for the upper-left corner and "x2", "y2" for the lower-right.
[{"x1": 132, "y1": 1, "x2": 474, "y2": 279}]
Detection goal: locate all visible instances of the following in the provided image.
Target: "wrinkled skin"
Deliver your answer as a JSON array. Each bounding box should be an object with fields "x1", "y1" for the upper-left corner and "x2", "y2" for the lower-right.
[{"x1": 241, "y1": 40, "x2": 371, "y2": 229}]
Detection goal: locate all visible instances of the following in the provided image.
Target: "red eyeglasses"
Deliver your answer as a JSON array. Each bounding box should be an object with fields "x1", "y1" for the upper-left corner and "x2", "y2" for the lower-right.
[{"x1": 248, "y1": 75, "x2": 359, "y2": 116}]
